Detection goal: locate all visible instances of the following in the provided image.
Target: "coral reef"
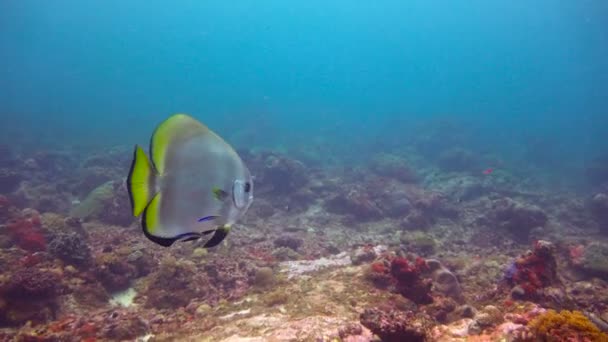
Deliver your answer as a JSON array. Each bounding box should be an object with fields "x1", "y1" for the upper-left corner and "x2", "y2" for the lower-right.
[{"x1": 3, "y1": 142, "x2": 608, "y2": 341}]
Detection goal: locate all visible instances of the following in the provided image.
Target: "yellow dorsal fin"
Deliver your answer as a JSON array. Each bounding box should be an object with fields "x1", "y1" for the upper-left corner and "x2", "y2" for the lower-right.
[{"x1": 150, "y1": 113, "x2": 208, "y2": 174}]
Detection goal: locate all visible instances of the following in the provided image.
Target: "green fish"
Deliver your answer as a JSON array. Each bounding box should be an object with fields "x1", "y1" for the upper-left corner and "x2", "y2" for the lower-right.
[{"x1": 127, "y1": 114, "x2": 254, "y2": 247}]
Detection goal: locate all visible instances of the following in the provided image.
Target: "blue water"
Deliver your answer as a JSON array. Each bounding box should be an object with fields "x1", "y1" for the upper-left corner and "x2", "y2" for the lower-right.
[{"x1": 1, "y1": 1, "x2": 607, "y2": 181}]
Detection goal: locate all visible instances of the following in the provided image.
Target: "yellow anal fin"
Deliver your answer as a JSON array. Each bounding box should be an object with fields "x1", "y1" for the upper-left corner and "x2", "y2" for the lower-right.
[
  {"x1": 141, "y1": 193, "x2": 172, "y2": 247},
  {"x1": 127, "y1": 145, "x2": 158, "y2": 217}
]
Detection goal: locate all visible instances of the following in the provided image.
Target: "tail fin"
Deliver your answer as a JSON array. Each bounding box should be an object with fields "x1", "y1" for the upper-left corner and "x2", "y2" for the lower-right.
[{"x1": 127, "y1": 145, "x2": 158, "y2": 216}]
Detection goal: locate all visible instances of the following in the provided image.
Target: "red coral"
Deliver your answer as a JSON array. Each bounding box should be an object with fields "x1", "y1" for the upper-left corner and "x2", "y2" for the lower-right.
[
  {"x1": 368, "y1": 255, "x2": 433, "y2": 304},
  {"x1": 371, "y1": 262, "x2": 388, "y2": 274},
  {"x1": 569, "y1": 244, "x2": 585, "y2": 265},
  {"x1": 6, "y1": 210, "x2": 47, "y2": 252},
  {"x1": 390, "y1": 257, "x2": 429, "y2": 282},
  {"x1": 510, "y1": 240, "x2": 557, "y2": 297},
  {"x1": 390, "y1": 256, "x2": 433, "y2": 304}
]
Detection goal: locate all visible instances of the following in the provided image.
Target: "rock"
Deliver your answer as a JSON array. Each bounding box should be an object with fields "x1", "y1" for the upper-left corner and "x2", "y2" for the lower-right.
[
  {"x1": 578, "y1": 242, "x2": 608, "y2": 277},
  {"x1": 370, "y1": 153, "x2": 417, "y2": 183},
  {"x1": 351, "y1": 246, "x2": 377, "y2": 265},
  {"x1": 474, "y1": 305, "x2": 504, "y2": 328},
  {"x1": 272, "y1": 247, "x2": 301, "y2": 261},
  {"x1": 400, "y1": 231, "x2": 437, "y2": 256},
  {"x1": 70, "y1": 180, "x2": 133, "y2": 226},
  {"x1": 0, "y1": 268, "x2": 61, "y2": 326},
  {"x1": 260, "y1": 154, "x2": 309, "y2": 195},
  {"x1": 195, "y1": 303, "x2": 212, "y2": 317},
  {"x1": 426, "y1": 259, "x2": 463, "y2": 302},
  {"x1": 325, "y1": 187, "x2": 383, "y2": 220},
  {"x1": 430, "y1": 318, "x2": 475, "y2": 339},
  {"x1": 510, "y1": 285, "x2": 527, "y2": 300},
  {"x1": 273, "y1": 235, "x2": 304, "y2": 251},
  {"x1": 48, "y1": 232, "x2": 92, "y2": 267},
  {"x1": 279, "y1": 252, "x2": 351, "y2": 280},
  {"x1": 253, "y1": 267, "x2": 275, "y2": 288},
  {"x1": 489, "y1": 197, "x2": 548, "y2": 241},
  {"x1": 434, "y1": 269, "x2": 463, "y2": 302},
  {"x1": 338, "y1": 323, "x2": 364, "y2": 339},
  {"x1": 426, "y1": 296, "x2": 457, "y2": 323},
  {"x1": 360, "y1": 308, "x2": 431, "y2": 342},
  {"x1": 377, "y1": 187, "x2": 413, "y2": 218},
  {"x1": 590, "y1": 193, "x2": 608, "y2": 235},
  {"x1": 401, "y1": 210, "x2": 432, "y2": 230},
  {"x1": 102, "y1": 311, "x2": 149, "y2": 340},
  {"x1": 250, "y1": 200, "x2": 275, "y2": 219},
  {"x1": 455, "y1": 305, "x2": 476, "y2": 318}
]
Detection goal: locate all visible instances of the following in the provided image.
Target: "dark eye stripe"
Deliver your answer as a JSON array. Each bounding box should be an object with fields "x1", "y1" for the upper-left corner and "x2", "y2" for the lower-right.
[{"x1": 244, "y1": 182, "x2": 251, "y2": 193}]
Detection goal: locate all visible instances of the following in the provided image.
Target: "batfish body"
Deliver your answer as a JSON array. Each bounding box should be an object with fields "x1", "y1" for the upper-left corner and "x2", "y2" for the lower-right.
[{"x1": 127, "y1": 114, "x2": 253, "y2": 247}]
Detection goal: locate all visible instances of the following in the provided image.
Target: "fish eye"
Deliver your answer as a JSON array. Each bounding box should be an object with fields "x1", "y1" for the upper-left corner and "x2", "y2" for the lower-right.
[{"x1": 232, "y1": 180, "x2": 250, "y2": 209}]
